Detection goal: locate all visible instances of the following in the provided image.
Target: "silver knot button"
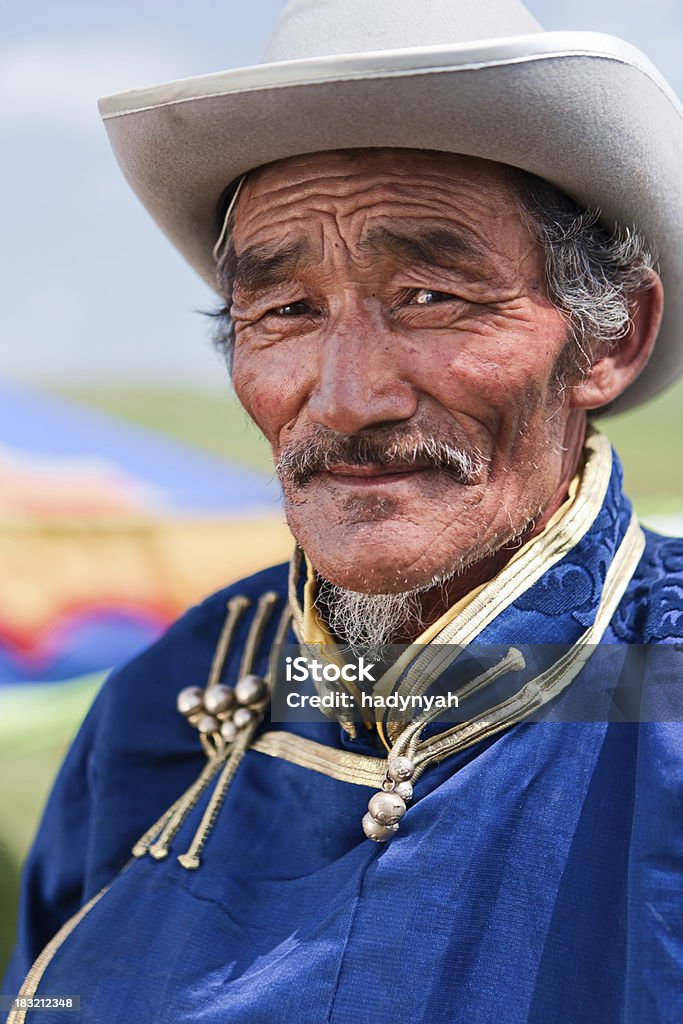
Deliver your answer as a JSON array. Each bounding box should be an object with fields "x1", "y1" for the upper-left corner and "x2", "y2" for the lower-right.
[{"x1": 362, "y1": 756, "x2": 415, "y2": 842}]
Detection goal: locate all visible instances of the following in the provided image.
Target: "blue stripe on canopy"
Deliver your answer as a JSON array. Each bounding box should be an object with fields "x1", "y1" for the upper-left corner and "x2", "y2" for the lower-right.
[{"x1": 0, "y1": 380, "x2": 279, "y2": 514}]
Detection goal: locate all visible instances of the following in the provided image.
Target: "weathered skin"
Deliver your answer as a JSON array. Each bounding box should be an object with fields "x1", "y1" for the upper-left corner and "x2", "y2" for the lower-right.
[{"x1": 228, "y1": 149, "x2": 661, "y2": 623}]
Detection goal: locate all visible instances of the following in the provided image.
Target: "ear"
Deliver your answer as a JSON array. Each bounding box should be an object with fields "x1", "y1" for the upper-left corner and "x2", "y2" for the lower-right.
[{"x1": 569, "y1": 271, "x2": 664, "y2": 411}]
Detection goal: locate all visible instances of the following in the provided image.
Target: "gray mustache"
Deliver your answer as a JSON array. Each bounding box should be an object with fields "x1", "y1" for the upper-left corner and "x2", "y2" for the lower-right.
[{"x1": 276, "y1": 428, "x2": 488, "y2": 488}]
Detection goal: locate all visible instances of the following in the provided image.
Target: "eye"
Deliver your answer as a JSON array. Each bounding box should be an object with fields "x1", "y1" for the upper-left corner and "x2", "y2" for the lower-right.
[
  {"x1": 270, "y1": 300, "x2": 315, "y2": 317},
  {"x1": 408, "y1": 289, "x2": 459, "y2": 305}
]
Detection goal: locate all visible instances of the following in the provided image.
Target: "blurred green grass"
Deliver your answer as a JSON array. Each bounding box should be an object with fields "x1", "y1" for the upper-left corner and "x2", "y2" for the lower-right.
[
  {"x1": 596, "y1": 385, "x2": 683, "y2": 514},
  {"x1": 61, "y1": 386, "x2": 274, "y2": 473},
  {"x1": 0, "y1": 677, "x2": 103, "y2": 975}
]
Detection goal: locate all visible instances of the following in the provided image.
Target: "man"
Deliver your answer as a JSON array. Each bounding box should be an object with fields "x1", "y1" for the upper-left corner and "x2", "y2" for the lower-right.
[{"x1": 4, "y1": 1, "x2": 683, "y2": 1022}]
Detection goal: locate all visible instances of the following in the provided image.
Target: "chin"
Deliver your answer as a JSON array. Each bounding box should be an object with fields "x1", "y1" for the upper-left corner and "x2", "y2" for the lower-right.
[{"x1": 299, "y1": 527, "x2": 470, "y2": 596}]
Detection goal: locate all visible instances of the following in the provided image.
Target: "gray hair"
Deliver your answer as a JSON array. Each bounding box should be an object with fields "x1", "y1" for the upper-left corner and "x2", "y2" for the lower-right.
[
  {"x1": 507, "y1": 169, "x2": 657, "y2": 396},
  {"x1": 210, "y1": 167, "x2": 658, "y2": 392}
]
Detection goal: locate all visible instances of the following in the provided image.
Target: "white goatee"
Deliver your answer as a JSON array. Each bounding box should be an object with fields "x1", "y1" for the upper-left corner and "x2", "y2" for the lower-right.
[{"x1": 314, "y1": 573, "x2": 456, "y2": 657}]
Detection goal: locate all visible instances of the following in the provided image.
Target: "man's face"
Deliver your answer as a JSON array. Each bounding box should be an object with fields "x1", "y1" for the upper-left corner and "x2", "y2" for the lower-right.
[{"x1": 229, "y1": 149, "x2": 579, "y2": 594}]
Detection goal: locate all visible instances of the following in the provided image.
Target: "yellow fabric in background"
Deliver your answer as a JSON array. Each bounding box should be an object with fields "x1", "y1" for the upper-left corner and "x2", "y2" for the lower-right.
[{"x1": 1, "y1": 517, "x2": 293, "y2": 637}]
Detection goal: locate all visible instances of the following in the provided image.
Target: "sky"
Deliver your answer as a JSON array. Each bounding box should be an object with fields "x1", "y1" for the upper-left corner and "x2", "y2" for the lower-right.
[{"x1": 1, "y1": 0, "x2": 681, "y2": 390}]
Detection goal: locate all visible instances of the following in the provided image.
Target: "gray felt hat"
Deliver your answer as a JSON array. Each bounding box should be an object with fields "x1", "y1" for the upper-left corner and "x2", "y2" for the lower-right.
[{"x1": 99, "y1": 0, "x2": 683, "y2": 413}]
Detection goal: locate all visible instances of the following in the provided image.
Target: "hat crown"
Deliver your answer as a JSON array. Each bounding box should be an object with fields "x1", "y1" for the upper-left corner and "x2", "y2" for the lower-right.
[{"x1": 263, "y1": 0, "x2": 543, "y2": 63}]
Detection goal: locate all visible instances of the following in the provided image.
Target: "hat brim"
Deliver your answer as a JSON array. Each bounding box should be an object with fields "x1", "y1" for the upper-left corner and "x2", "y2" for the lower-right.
[{"x1": 99, "y1": 31, "x2": 683, "y2": 414}]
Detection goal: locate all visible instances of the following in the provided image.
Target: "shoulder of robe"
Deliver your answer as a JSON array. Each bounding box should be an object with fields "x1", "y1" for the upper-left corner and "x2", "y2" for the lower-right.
[{"x1": 616, "y1": 528, "x2": 683, "y2": 643}]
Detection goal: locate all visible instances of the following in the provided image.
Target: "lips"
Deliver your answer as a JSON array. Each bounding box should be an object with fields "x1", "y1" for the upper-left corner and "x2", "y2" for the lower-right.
[{"x1": 323, "y1": 462, "x2": 432, "y2": 485}]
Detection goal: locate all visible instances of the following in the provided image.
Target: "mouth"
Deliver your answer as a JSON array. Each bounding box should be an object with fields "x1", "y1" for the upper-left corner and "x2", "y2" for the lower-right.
[
  {"x1": 322, "y1": 462, "x2": 434, "y2": 487},
  {"x1": 277, "y1": 432, "x2": 488, "y2": 491}
]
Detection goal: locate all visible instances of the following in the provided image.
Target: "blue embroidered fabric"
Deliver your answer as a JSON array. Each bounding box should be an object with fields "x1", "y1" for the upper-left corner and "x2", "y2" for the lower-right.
[{"x1": 4, "y1": 445, "x2": 683, "y2": 1023}]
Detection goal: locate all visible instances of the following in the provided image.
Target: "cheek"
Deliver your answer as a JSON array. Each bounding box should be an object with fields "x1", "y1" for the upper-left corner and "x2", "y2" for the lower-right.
[
  {"x1": 232, "y1": 341, "x2": 312, "y2": 447},
  {"x1": 407, "y1": 344, "x2": 527, "y2": 434},
  {"x1": 416, "y1": 319, "x2": 565, "y2": 420}
]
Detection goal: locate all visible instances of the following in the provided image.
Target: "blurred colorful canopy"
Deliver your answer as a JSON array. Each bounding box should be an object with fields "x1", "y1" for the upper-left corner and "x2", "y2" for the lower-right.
[{"x1": 0, "y1": 381, "x2": 290, "y2": 683}]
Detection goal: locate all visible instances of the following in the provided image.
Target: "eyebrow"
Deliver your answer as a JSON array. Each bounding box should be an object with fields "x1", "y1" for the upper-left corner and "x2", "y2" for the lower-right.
[
  {"x1": 224, "y1": 223, "x2": 485, "y2": 300},
  {"x1": 359, "y1": 225, "x2": 484, "y2": 268},
  {"x1": 228, "y1": 239, "x2": 312, "y2": 297}
]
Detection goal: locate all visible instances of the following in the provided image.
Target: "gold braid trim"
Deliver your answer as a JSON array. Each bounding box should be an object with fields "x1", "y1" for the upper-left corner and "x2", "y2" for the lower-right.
[
  {"x1": 252, "y1": 731, "x2": 387, "y2": 788},
  {"x1": 238, "y1": 591, "x2": 279, "y2": 679},
  {"x1": 207, "y1": 595, "x2": 251, "y2": 688},
  {"x1": 177, "y1": 721, "x2": 258, "y2": 869},
  {"x1": 5, "y1": 882, "x2": 114, "y2": 1024},
  {"x1": 146, "y1": 753, "x2": 229, "y2": 860}
]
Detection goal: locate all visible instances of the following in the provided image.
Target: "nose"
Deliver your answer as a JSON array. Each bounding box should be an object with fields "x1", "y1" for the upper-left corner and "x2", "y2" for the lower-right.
[{"x1": 307, "y1": 304, "x2": 418, "y2": 434}]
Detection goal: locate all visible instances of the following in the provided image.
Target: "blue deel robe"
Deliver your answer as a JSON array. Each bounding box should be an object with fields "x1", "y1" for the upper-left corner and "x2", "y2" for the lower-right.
[{"x1": 3, "y1": 438, "x2": 683, "y2": 1023}]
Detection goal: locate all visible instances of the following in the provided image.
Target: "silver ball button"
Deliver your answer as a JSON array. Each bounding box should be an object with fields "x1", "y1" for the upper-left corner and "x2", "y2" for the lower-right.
[
  {"x1": 203, "y1": 684, "x2": 235, "y2": 716},
  {"x1": 387, "y1": 756, "x2": 415, "y2": 782},
  {"x1": 196, "y1": 714, "x2": 220, "y2": 735},
  {"x1": 394, "y1": 781, "x2": 413, "y2": 804},
  {"x1": 362, "y1": 813, "x2": 398, "y2": 843},
  {"x1": 220, "y1": 719, "x2": 238, "y2": 743},
  {"x1": 234, "y1": 674, "x2": 268, "y2": 706},
  {"x1": 368, "y1": 791, "x2": 407, "y2": 826},
  {"x1": 232, "y1": 706, "x2": 255, "y2": 730},
  {"x1": 176, "y1": 686, "x2": 204, "y2": 717}
]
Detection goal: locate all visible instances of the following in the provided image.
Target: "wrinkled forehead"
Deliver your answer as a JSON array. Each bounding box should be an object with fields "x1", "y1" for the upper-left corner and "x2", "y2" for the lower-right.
[{"x1": 230, "y1": 148, "x2": 523, "y2": 246}]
